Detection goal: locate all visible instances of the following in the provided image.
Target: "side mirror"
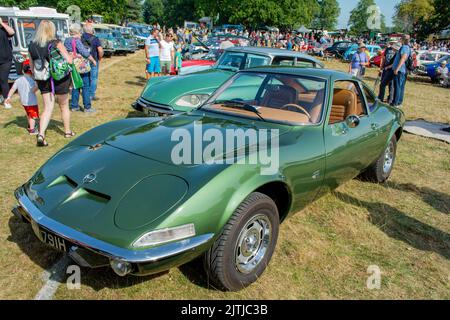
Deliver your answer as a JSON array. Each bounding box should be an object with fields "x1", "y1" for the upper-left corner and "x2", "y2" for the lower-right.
[{"x1": 346, "y1": 114, "x2": 360, "y2": 128}]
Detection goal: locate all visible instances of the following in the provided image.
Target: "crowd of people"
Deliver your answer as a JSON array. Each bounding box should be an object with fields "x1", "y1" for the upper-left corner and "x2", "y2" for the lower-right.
[
  {"x1": 1, "y1": 18, "x2": 449, "y2": 147},
  {"x1": 1, "y1": 19, "x2": 104, "y2": 146}
]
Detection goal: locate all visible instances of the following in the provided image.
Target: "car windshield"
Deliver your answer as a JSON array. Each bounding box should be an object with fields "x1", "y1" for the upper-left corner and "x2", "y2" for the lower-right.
[
  {"x1": 202, "y1": 72, "x2": 327, "y2": 125},
  {"x1": 215, "y1": 51, "x2": 271, "y2": 71}
]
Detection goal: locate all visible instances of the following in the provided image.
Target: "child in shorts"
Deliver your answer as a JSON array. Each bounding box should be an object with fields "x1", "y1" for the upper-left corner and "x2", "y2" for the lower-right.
[{"x1": 5, "y1": 64, "x2": 39, "y2": 135}]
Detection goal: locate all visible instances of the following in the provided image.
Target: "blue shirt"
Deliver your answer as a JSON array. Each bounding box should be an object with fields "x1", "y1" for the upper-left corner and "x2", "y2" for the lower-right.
[
  {"x1": 351, "y1": 52, "x2": 368, "y2": 70},
  {"x1": 286, "y1": 41, "x2": 293, "y2": 50},
  {"x1": 81, "y1": 33, "x2": 102, "y2": 62},
  {"x1": 64, "y1": 37, "x2": 91, "y2": 58},
  {"x1": 392, "y1": 45, "x2": 411, "y2": 74},
  {"x1": 145, "y1": 35, "x2": 159, "y2": 57}
]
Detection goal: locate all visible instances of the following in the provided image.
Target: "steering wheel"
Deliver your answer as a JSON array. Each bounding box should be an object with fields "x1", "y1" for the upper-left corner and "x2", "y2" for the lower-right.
[{"x1": 281, "y1": 104, "x2": 312, "y2": 120}]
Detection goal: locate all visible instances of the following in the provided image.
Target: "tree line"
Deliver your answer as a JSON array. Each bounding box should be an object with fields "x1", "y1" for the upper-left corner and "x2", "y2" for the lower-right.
[{"x1": 0, "y1": 0, "x2": 448, "y2": 38}]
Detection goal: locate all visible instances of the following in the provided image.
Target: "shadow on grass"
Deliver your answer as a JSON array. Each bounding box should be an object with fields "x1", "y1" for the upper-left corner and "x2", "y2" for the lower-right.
[
  {"x1": 178, "y1": 257, "x2": 219, "y2": 290},
  {"x1": 384, "y1": 182, "x2": 450, "y2": 215},
  {"x1": 3, "y1": 116, "x2": 65, "y2": 135},
  {"x1": 7, "y1": 215, "x2": 214, "y2": 291},
  {"x1": 334, "y1": 192, "x2": 450, "y2": 260},
  {"x1": 124, "y1": 75, "x2": 147, "y2": 87},
  {"x1": 7, "y1": 215, "x2": 169, "y2": 290},
  {"x1": 7, "y1": 216, "x2": 64, "y2": 270}
]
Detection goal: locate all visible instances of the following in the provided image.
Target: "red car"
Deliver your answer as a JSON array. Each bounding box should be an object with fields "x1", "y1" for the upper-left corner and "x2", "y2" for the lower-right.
[
  {"x1": 170, "y1": 59, "x2": 216, "y2": 75},
  {"x1": 370, "y1": 49, "x2": 418, "y2": 68}
]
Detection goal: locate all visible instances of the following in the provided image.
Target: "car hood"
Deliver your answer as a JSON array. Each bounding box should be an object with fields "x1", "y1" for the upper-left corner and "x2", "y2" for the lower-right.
[
  {"x1": 25, "y1": 113, "x2": 290, "y2": 246},
  {"x1": 141, "y1": 68, "x2": 234, "y2": 105},
  {"x1": 105, "y1": 111, "x2": 291, "y2": 165}
]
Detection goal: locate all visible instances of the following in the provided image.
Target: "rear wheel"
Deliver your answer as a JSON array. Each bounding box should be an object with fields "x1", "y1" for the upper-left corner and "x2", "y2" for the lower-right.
[
  {"x1": 362, "y1": 135, "x2": 397, "y2": 183},
  {"x1": 204, "y1": 192, "x2": 279, "y2": 291}
]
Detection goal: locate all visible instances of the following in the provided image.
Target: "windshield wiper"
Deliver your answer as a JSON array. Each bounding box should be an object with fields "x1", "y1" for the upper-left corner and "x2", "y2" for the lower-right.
[{"x1": 217, "y1": 100, "x2": 266, "y2": 122}]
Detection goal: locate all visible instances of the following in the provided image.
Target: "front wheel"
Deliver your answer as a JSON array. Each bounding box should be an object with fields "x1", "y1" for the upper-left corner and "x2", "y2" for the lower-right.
[
  {"x1": 362, "y1": 135, "x2": 397, "y2": 183},
  {"x1": 204, "y1": 192, "x2": 279, "y2": 291}
]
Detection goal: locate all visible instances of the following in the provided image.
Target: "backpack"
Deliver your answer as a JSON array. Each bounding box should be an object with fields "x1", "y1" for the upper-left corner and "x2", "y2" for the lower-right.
[
  {"x1": 405, "y1": 50, "x2": 415, "y2": 72},
  {"x1": 31, "y1": 43, "x2": 50, "y2": 81},
  {"x1": 49, "y1": 43, "x2": 71, "y2": 81}
]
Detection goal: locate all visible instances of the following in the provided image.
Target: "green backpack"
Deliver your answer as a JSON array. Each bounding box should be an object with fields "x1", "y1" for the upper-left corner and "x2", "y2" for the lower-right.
[{"x1": 49, "y1": 43, "x2": 71, "y2": 81}]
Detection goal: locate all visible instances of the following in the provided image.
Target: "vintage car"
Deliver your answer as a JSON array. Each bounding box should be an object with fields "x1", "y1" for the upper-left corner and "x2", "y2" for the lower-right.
[
  {"x1": 104, "y1": 24, "x2": 131, "y2": 55},
  {"x1": 323, "y1": 40, "x2": 354, "y2": 58},
  {"x1": 415, "y1": 50, "x2": 450, "y2": 68},
  {"x1": 90, "y1": 24, "x2": 116, "y2": 57},
  {"x1": 0, "y1": 6, "x2": 69, "y2": 82},
  {"x1": 169, "y1": 59, "x2": 217, "y2": 76},
  {"x1": 13, "y1": 67, "x2": 404, "y2": 291},
  {"x1": 133, "y1": 47, "x2": 324, "y2": 116},
  {"x1": 417, "y1": 56, "x2": 450, "y2": 82},
  {"x1": 343, "y1": 44, "x2": 382, "y2": 61}
]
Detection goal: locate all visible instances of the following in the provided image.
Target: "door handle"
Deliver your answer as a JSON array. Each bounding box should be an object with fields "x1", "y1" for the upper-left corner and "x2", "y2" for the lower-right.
[{"x1": 371, "y1": 123, "x2": 379, "y2": 130}]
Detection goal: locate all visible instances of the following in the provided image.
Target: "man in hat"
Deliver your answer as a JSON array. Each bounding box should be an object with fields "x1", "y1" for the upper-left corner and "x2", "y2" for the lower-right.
[
  {"x1": 349, "y1": 43, "x2": 369, "y2": 78},
  {"x1": 392, "y1": 35, "x2": 412, "y2": 107},
  {"x1": 378, "y1": 40, "x2": 400, "y2": 103},
  {"x1": 437, "y1": 60, "x2": 449, "y2": 87}
]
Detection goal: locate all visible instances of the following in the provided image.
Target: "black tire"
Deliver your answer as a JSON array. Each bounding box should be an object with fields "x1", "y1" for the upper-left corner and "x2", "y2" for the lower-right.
[
  {"x1": 204, "y1": 192, "x2": 279, "y2": 291},
  {"x1": 362, "y1": 135, "x2": 397, "y2": 183}
]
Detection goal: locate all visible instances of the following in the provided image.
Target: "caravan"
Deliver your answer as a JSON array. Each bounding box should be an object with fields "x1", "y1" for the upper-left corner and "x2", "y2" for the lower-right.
[{"x1": 0, "y1": 6, "x2": 69, "y2": 82}]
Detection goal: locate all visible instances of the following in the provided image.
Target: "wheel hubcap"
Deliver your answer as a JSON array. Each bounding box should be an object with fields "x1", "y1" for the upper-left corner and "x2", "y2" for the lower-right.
[
  {"x1": 235, "y1": 214, "x2": 271, "y2": 274},
  {"x1": 383, "y1": 141, "x2": 394, "y2": 174}
]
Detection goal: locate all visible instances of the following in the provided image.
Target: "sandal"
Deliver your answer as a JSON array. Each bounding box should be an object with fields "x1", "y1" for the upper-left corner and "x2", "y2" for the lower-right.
[
  {"x1": 64, "y1": 131, "x2": 76, "y2": 138},
  {"x1": 37, "y1": 134, "x2": 48, "y2": 147}
]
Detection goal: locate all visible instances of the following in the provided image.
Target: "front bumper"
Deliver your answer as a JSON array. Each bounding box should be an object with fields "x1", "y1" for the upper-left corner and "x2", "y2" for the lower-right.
[
  {"x1": 13, "y1": 186, "x2": 214, "y2": 275},
  {"x1": 132, "y1": 97, "x2": 184, "y2": 116}
]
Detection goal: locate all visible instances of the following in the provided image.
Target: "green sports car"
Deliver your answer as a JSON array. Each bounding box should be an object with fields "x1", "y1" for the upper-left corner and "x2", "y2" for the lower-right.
[
  {"x1": 13, "y1": 67, "x2": 404, "y2": 291},
  {"x1": 133, "y1": 46, "x2": 324, "y2": 116}
]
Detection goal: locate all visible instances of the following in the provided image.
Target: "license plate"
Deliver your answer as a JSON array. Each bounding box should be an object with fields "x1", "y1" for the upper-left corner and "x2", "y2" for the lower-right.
[
  {"x1": 145, "y1": 110, "x2": 161, "y2": 117},
  {"x1": 31, "y1": 220, "x2": 69, "y2": 252}
]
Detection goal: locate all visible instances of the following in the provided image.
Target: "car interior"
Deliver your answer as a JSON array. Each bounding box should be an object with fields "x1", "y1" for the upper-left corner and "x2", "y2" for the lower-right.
[
  {"x1": 209, "y1": 73, "x2": 327, "y2": 124},
  {"x1": 208, "y1": 75, "x2": 369, "y2": 125}
]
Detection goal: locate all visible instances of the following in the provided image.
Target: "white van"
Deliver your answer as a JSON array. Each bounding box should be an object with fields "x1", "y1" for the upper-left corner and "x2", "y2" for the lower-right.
[{"x1": 0, "y1": 6, "x2": 69, "y2": 82}]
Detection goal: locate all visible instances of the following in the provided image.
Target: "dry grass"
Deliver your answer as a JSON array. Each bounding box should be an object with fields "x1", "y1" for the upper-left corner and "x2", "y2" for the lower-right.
[{"x1": 0, "y1": 52, "x2": 449, "y2": 299}]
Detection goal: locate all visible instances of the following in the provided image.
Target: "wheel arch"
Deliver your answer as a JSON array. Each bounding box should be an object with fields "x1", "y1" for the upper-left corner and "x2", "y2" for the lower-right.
[{"x1": 254, "y1": 181, "x2": 293, "y2": 223}]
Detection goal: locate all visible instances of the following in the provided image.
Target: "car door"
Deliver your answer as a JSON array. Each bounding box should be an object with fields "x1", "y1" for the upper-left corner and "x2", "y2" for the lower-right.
[{"x1": 322, "y1": 80, "x2": 384, "y2": 190}]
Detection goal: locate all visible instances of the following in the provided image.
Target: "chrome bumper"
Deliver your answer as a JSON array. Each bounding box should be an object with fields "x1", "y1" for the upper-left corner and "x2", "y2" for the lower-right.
[
  {"x1": 132, "y1": 97, "x2": 182, "y2": 116},
  {"x1": 13, "y1": 186, "x2": 214, "y2": 266}
]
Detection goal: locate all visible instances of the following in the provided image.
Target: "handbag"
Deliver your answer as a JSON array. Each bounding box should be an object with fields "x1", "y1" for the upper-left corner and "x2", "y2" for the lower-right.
[
  {"x1": 70, "y1": 63, "x2": 83, "y2": 89},
  {"x1": 31, "y1": 43, "x2": 50, "y2": 81},
  {"x1": 72, "y1": 38, "x2": 91, "y2": 74}
]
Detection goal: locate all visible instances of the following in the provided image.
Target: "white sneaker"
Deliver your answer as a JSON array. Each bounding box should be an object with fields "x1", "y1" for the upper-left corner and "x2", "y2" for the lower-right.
[{"x1": 4, "y1": 102, "x2": 12, "y2": 109}]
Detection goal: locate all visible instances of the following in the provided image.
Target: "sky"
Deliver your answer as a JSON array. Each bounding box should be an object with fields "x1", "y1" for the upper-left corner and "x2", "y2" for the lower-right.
[{"x1": 337, "y1": 0, "x2": 401, "y2": 29}]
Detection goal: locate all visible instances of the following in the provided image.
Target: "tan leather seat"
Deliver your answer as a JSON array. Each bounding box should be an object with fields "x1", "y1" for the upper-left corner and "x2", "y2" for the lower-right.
[
  {"x1": 329, "y1": 89, "x2": 357, "y2": 124},
  {"x1": 261, "y1": 85, "x2": 297, "y2": 108},
  {"x1": 309, "y1": 89, "x2": 326, "y2": 123}
]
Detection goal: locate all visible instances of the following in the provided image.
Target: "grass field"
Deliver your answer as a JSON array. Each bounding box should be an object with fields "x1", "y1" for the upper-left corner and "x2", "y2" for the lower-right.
[{"x1": 0, "y1": 52, "x2": 449, "y2": 299}]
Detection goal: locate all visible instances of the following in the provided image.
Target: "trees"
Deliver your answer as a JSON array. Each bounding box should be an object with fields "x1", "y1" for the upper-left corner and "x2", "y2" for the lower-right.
[
  {"x1": 393, "y1": 0, "x2": 434, "y2": 34},
  {"x1": 393, "y1": 0, "x2": 449, "y2": 39},
  {"x1": 312, "y1": 0, "x2": 340, "y2": 30},
  {"x1": 143, "y1": 0, "x2": 164, "y2": 25},
  {"x1": 348, "y1": 0, "x2": 386, "y2": 34}
]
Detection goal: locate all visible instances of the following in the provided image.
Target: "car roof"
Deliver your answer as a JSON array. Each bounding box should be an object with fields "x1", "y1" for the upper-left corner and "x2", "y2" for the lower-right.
[
  {"x1": 224, "y1": 46, "x2": 324, "y2": 67},
  {"x1": 238, "y1": 66, "x2": 356, "y2": 81}
]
